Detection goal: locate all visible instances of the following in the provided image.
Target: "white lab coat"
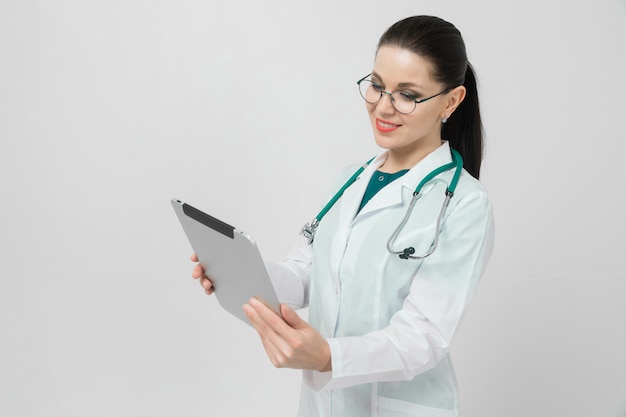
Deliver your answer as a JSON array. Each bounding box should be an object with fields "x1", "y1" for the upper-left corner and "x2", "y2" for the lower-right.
[{"x1": 267, "y1": 141, "x2": 494, "y2": 417}]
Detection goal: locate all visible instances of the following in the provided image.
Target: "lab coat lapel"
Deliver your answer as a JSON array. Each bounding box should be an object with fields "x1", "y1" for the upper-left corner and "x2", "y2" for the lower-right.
[
  {"x1": 335, "y1": 154, "x2": 386, "y2": 238},
  {"x1": 317, "y1": 156, "x2": 387, "y2": 272},
  {"x1": 399, "y1": 142, "x2": 455, "y2": 195},
  {"x1": 355, "y1": 177, "x2": 404, "y2": 217}
]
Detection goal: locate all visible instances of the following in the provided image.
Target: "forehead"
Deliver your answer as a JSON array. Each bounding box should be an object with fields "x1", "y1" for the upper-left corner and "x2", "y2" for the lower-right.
[{"x1": 373, "y1": 46, "x2": 436, "y2": 87}]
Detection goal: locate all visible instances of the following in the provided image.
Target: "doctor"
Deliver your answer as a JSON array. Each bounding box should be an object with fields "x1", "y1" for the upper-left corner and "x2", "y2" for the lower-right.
[{"x1": 192, "y1": 15, "x2": 494, "y2": 417}]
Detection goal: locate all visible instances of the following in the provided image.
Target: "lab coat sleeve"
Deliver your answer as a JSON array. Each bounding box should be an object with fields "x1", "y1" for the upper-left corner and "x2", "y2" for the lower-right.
[
  {"x1": 265, "y1": 242, "x2": 312, "y2": 310},
  {"x1": 304, "y1": 188, "x2": 494, "y2": 391}
]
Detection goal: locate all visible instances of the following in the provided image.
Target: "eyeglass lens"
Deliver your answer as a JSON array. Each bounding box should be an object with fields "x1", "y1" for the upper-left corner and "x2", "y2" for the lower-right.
[{"x1": 358, "y1": 80, "x2": 416, "y2": 114}]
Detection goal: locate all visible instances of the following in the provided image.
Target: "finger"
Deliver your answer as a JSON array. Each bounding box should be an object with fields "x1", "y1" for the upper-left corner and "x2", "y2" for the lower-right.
[
  {"x1": 244, "y1": 304, "x2": 285, "y2": 362},
  {"x1": 200, "y1": 276, "x2": 213, "y2": 291},
  {"x1": 190, "y1": 253, "x2": 198, "y2": 262},
  {"x1": 250, "y1": 298, "x2": 288, "y2": 330},
  {"x1": 243, "y1": 304, "x2": 275, "y2": 346},
  {"x1": 245, "y1": 301, "x2": 294, "y2": 353},
  {"x1": 280, "y1": 304, "x2": 306, "y2": 329},
  {"x1": 191, "y1": 263, "x2": 205, "y2": 279},
  {"x1": 244, "y1": 302, "x2": 276, "y2": 335},
  {"x1": 248, "y1": 298, "x2": 296, "y2": 346}
]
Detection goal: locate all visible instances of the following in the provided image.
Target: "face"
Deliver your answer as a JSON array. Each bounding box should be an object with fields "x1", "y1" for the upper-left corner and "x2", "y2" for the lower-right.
[{"x1": 366, "y1": 46, "x2": 464, "y2": 168}]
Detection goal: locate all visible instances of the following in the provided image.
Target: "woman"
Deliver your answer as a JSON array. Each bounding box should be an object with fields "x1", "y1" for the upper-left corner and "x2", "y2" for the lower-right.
[{"x1": 192, "y1": 15, "x2": 494, "y2": 417}]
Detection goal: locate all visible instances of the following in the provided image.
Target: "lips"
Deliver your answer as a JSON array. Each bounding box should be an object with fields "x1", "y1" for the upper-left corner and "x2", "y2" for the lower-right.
[{"x1": 375, "y1": 118, "x2": 400, "y2": 133}]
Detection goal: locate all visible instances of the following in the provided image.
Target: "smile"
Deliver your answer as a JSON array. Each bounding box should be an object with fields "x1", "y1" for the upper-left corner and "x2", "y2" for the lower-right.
[{"x1": 375, "y1": 118, "x2": 400, "y2": 133}]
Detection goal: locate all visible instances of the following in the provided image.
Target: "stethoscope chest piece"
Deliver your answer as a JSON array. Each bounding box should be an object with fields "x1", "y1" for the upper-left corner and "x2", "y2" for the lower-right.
[{"x1": 399, "y1": 247, "x2": 416, "y2": 260}]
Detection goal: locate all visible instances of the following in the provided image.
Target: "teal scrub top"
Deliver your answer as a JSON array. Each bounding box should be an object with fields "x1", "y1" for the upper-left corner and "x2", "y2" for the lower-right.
[{"x1": 358, "y1": 169, "x2": 409, "y2": 212}]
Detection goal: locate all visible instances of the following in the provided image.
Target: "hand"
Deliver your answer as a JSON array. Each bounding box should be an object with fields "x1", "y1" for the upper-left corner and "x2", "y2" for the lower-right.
[
  {"x1": 190, "y1": 253, "x2": 214, "y2": 295},
  {"x1": 243, "y1": 298, "x2": 332, "y2": 372}
]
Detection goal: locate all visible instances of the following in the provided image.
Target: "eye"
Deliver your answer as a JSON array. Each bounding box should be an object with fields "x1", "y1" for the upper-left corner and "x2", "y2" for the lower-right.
[
  {"x1": 398, "y1": 91, "x2": 418, "y2": 102},
  {"x1": 371, "y1": 82, "x2": 384, "y2": 92}
]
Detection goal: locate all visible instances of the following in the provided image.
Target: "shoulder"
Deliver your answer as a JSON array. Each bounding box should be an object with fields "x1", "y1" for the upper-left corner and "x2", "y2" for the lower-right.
[
  {"x1": 456, "y1": 169, "x2": 488, "y2": 195},
  {"x1": 448, "y1": 169, "x2": 492, "y2": 215}
]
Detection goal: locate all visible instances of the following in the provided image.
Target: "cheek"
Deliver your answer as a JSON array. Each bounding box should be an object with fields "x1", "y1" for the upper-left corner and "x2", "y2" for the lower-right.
[{"x1": 408, "y1": 109, "x2": 437, "y2": 126}]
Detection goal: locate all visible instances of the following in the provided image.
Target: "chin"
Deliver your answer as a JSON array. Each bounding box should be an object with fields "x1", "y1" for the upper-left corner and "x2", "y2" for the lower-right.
[
  {"x1": 373, "y1": 132, "x2": 401, "y2": 150},
  {"x1": 374, "y1": 140, "x2": 400, "y2": 152}
]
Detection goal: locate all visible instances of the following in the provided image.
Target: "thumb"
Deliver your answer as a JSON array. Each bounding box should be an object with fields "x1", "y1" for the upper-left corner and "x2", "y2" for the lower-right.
[{"x1": 280, "y1": 304, "x2": 306, "y2": 329}]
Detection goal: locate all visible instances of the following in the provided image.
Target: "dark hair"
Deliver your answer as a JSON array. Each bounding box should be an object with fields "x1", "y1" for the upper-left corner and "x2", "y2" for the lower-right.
[{"x1": 378, "y1": 16, "x2": 483, "y2": 179}]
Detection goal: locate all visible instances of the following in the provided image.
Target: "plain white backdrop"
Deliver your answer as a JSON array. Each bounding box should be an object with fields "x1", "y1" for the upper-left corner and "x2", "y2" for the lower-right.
[{"x1": 1, "y1": 1, "x2": 625, "y2": 416}]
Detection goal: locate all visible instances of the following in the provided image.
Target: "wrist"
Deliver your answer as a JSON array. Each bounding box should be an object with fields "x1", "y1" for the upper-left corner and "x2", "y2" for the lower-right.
[{"x1": 318, "y1": 340, "x2": 332, "y2": 372}]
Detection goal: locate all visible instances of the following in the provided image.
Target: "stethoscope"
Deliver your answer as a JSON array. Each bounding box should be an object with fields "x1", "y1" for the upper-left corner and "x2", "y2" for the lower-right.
[{"x1": 300, "y1": 148, "x2": 463, "y2": 260}]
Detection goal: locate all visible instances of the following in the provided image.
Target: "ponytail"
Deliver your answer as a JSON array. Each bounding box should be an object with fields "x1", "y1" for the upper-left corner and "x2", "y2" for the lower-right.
[{"x1": 442, "y1": 63, "x2": 483, "y2": 179}]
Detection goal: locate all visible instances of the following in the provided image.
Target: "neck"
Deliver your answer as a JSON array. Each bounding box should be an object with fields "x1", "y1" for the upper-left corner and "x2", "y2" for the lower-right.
[{"x1": 379, "y1": 141, "x2": 443, "y2": 173}]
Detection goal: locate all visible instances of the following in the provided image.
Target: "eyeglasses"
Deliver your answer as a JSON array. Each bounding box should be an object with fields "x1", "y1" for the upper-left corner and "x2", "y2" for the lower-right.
[{"x1": 357, "y1": 74, "x2": 451, "y2": 114}]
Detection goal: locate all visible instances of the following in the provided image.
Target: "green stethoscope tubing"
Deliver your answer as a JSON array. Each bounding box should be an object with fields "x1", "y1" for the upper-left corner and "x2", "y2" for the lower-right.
[{"x1": 301, "y1": 148, "x2": 464, "y2": 260}]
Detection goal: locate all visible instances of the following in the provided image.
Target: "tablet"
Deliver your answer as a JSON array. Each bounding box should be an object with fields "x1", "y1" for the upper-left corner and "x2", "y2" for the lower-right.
[{"x1": 171, "y1": 198, "x2": 281, "y2": 324}]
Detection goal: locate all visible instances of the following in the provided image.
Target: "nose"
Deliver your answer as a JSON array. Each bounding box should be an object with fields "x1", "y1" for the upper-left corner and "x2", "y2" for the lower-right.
[{"x1": 376, "y1": 91, "x2": 396, "y2": 115}]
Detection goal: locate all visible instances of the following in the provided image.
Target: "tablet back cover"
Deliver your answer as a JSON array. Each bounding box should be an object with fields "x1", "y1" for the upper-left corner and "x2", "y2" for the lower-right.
[{"x1": 171, "y1": 199, "x2": 280, "y2": 324}]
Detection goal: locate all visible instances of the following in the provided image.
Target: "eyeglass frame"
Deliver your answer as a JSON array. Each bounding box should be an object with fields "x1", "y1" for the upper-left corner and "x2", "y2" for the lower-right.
[{"x1": 356, "y1": 74, "x2": 453, "y2": 114}]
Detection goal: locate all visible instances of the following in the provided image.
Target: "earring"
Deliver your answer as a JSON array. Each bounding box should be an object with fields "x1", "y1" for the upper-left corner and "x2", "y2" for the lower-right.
[{"x1": 442, "y1": 116, "x2": 448, "y2": 124}]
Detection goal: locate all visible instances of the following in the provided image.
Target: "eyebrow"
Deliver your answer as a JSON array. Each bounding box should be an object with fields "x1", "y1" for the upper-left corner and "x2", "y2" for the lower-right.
[{"x1": 371, "y1": 71, "x2": 424, "y2": 89}]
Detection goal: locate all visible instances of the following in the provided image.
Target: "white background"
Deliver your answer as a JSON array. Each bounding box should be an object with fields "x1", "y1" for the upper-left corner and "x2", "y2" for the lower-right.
[{"x1": 1, "y1": 1, "x2": 625, "y2": 416}]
